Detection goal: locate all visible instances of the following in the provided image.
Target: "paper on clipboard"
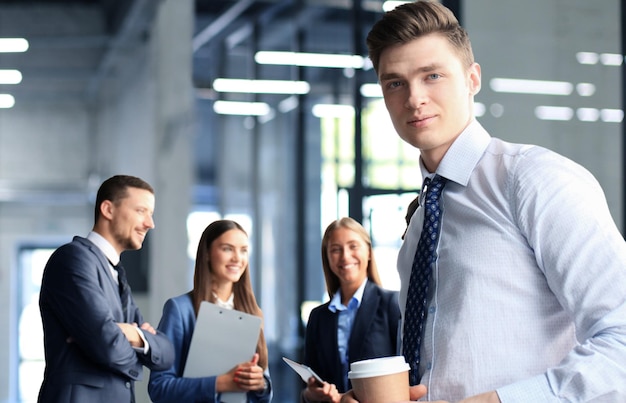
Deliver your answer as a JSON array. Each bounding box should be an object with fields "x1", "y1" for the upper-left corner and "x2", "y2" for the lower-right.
[
  {"x1": 282, "y1": 357, "x2": 324, "y2": 385},
  {"x1": 184, "y1": 301, "x2": 262, "y2": 403}
]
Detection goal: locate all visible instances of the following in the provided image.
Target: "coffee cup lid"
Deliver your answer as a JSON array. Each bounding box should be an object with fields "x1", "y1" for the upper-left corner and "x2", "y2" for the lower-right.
[{"x1": 348, "y1": 356, "x2": 410, "y2": 379}]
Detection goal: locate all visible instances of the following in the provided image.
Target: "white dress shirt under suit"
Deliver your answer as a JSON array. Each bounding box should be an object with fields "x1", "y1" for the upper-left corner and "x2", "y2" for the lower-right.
[{"x1": 398, "y1": 120, "x2": 626, "y2": 402}]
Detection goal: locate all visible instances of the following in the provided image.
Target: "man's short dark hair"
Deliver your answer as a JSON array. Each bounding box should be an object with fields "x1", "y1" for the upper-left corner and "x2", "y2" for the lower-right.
[{"x1": 94, "y1": 175, "x2": 154, "y2": 223}]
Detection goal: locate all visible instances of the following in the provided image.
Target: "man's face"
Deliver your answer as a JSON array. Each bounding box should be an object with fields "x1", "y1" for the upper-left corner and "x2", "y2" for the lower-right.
[
  {"x1": 377, "y1": 33, "x2": 481, "y2": 172},
  {"x1": 109, "y1": 187, "x2": 155, "y2": 253}
]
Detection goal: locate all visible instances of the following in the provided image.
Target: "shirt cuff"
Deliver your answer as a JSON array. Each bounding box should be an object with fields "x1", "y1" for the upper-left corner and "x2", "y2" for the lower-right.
[{"x1": 132, "y1": 327, "x2": 150, "y2": 355}]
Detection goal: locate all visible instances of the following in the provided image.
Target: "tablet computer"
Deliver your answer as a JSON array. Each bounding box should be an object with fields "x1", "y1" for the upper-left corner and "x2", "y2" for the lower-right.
[{"x1": 282, "y1": 356, "x2": 324, "y2": 385}]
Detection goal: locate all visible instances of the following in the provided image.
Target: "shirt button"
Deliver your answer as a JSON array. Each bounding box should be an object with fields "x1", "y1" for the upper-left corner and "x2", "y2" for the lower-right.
[
  {"x1": 125, "y1": 382, "x2": 131, "y2": 389},
  {"x1": 429, "y1": 306, "x2": 436, "y2": 314},
  {"x1": 426, "y1": 362, "x2": 432, "y2": 370}
]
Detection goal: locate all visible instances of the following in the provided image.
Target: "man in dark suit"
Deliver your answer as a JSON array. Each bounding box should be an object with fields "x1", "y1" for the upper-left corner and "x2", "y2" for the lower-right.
[{"x1": 38, "y1": 175, "x2": 174, "y2": 403}]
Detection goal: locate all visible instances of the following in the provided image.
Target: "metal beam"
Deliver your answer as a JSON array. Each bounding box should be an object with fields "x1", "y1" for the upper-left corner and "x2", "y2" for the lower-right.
[
  {"x1": 85, "y1": 0, "x2": 163, "y2": 104},
  {"x1": 192, "y1": 0, "x2": 255, "y2": 53}
]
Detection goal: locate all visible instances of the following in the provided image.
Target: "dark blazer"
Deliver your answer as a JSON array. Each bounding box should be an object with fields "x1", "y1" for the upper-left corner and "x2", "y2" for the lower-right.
[
  {"x1": 148, "y1": 293, "x2": 272, "y2": 402},
  {"x1": 38, "y1": 236, "x2": 174, "y2": 403},
  {"x1": 304, "y1": 281, "x2": 401, "y2": 393}
]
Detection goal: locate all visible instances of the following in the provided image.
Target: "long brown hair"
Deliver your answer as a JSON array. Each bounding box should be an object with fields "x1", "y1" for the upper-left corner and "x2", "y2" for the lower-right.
[
  {"x1": 191, "y1": 219, "x2": 268, "y2": 369},
  {"x1": 320, "y1": 217, "x2": 382, "y2": 299}
]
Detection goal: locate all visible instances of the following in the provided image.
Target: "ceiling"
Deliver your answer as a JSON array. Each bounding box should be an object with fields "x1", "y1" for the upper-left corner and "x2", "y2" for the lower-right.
[{"x1": 0, "y1": 0, "x2": 388, "y2": 106}]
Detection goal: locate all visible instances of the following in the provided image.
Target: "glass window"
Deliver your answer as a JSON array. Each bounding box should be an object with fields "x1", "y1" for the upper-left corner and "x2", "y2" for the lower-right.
[{"x1": 18, "y1": 247, "x2": 54, "y2": 403}]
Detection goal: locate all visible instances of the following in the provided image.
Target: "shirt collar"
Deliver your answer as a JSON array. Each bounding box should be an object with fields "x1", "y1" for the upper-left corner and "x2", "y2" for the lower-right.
[
  {"x1": 213, "y1": 292, "x2": 235, "y2": 310},
  {"x1": 87, "y1": 231, "x2": 120, "y2": 265},
  {"x1": 328, "y1": 278, "x2": 368, "y2": 313},
  {"x1": 420, "y1": 119, "x2": 491, "y2": 187}
]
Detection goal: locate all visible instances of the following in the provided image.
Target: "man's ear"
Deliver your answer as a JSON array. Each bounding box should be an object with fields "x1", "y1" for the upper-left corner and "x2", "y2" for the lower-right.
[
  {"x1": 468, "y1": 62, "x2": 481, "y2": 96},
  {"x1": 99, "y1": 200, "x2": 115, "y2": 220}
]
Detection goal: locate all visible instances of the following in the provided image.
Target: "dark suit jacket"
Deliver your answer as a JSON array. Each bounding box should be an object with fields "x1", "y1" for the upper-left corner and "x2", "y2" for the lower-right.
[
  {"x1": 304, "y1": 281, "x2": 401, "y2": 393},
  {"x1": 38, "y1": 236, "x2": 174, "y2": 403}
]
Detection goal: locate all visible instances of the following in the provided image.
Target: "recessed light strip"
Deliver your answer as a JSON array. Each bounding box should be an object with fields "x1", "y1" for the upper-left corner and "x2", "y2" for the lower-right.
[
  {"x1": 0, "y1": 38, "x2": 29, "y2": 53},
  {"x1": 0, "y1": 94, "x2": 16, "y2": 108},
  {"x1": 0, "y1": 69, "x2": 23, "y2": 84},
  {"x1": 212, "y1": 78, "x2": 310, "y2": 94},
  {"x1": 213, "y1": 100, "x2": 270, "y2": 116},
  {"x1": 491, "y1": 78, "x2": 573, "y2": 96},
  {"x1": 312, "y1": 104, "x2": 355, "y2": 118},
  {"x1": 255, "y1": 51, "x2": 365, "y2": 69},
  {"x1": 382, "y1": 1, "x2": 412, "y2": 12}
]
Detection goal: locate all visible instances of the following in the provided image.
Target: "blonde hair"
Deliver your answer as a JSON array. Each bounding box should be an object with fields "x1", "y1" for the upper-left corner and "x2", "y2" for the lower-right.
[{"x1": 320, "y1": 217, "x2": 382, "y2": 299}]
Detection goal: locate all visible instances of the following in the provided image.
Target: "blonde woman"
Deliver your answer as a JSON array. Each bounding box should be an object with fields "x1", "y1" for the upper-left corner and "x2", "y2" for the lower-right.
[{"x1": 302, "y1": 217, "x2": 400, "y2": 402}]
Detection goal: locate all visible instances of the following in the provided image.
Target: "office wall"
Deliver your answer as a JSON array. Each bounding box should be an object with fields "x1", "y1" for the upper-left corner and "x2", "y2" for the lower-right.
[{"x1": 467, "y1": 0, "x2": 623, "y2": 230}]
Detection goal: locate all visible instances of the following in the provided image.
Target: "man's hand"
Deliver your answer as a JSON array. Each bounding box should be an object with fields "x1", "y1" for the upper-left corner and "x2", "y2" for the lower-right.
[
  {"x1": 340, "y1": 386, "x2": 499, "y2": 403},
  {"x1": 340, "y1": 385, "x2": 428, "y2": 403},
  {"x1": 139, "y1": 321, "x2": 157, "y2": 335},
  {"x1": 459, "y1": 391, "x2": 500, "y2": 403},
  {"x1": 117, "y1": 322, "x2": 144, "y2": 347}
]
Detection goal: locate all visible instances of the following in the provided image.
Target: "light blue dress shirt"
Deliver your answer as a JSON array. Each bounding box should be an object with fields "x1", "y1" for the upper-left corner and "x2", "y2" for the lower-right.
[
  {"x1": 328, "y1": 278, "x2": 367, "y2": 390},
  {"x1": 398, "y1": 120, "x2": 626, "y2": 402}
]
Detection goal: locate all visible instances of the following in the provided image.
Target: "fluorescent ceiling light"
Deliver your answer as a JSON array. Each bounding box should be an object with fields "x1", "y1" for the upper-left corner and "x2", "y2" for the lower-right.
[
  {"x1": 576, "y1": 52, "x2": 599, "y2": 65},
  {"x1": 278, "y1": 95, "x2": 299, "y2": 113},
  {"x1": 576, "y1": 83, "x2": 595, "y2": 97},
  {"x1": 0, "y1": 94, "x2": 15, "y2": 108},
  {"x1": 599, "y1": 53, "x2": 623, "y2": 66},
  {"x1": 0, "y1": 69, "x2": 23, "y2": 84},
  {"x1": 360, "y1": 83, "x2": 382, "y2": 98},
  {"x1": 576, "y1": 108, "x2": 599, "y2": 122},
  {"x1": 382, "y1": 1, "x2": 411, "y2": 11},
  {"x1": 255, "y1": 51, "x2": 365, "y2": 69},
  {"x1": 489, "y1": 103, "x2": 504, "y2": 118},
  {"x1": 212, "y1": 78, "x2": 310, "y2": 94},
  {"x1": 213, "y1": 100, "x2": 271, "y2": 116},
  {"x1": 490, "y1": 78, "x2": 573, "y2": 96},
  {"x1": 312, "y1": 104, "x2": 355, "y2": 118},
  {"x1": 600, "y1": 109, "x2": 623, "y2": 122},
  {"x1": 474, "y1": 102, "x2": 485, "y2": 117},
  {"x1": 0, "y1": 38, "x2": 28, "y2": 53},
  {"x1": 534, "y1": 106, "x2": 573, "y2": 121}
]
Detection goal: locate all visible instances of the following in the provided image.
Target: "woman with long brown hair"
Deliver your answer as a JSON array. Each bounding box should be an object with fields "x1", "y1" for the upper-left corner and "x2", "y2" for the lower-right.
[{"x1": 148, "y1": 220, "x2": 272, "y2": 402}]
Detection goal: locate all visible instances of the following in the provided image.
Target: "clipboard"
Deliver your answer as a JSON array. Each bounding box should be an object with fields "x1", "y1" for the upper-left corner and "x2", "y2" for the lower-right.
[
  {"x1": 184, "y1": 301, "x2": 262, "y2": 403},
  {"x1": 282, "y1": 357, "x2": 324, "y2": 385}
]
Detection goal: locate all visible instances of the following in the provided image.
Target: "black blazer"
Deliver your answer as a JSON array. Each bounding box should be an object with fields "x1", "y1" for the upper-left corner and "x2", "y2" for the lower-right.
[
  {"x1": 38, "y1": 236, "x2": 174, "y2": 403},
  {"x1": 304, "y1": 281, "x2": 401, "y2": 392}
]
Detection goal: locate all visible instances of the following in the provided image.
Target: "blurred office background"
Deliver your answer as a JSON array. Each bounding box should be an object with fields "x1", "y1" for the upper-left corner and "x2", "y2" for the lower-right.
[{"x1": 0, "y1": 0, "x2": 623, "y2": 402}]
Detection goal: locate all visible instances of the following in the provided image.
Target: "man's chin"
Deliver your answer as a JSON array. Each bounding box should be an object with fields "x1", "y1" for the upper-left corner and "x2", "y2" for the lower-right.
[{"x1": 124, "y1": 240, "x2": 144, "y2": 251}]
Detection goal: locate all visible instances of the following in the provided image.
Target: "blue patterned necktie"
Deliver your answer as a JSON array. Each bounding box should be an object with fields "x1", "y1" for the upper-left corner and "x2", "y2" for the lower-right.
[{"x1": 403, "y1": 174, "x2": 448, "y2": 385}]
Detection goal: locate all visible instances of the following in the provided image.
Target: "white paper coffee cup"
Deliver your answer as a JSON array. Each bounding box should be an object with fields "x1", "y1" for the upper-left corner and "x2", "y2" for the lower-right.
[{"x1": 348, "y1": 356, "x2": 410, "y2": 403}]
